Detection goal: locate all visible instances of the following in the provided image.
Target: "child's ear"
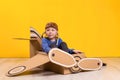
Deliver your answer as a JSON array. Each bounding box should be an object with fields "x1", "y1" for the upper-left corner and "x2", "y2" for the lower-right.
[{"x1": 56, "y1": 32, "x2": 59, "y2": 38}]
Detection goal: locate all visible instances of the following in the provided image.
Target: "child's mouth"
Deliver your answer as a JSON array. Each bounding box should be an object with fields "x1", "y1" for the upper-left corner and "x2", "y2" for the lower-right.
[{"x1": 48, "y1": 35, "x2": 53, "y2": 37}]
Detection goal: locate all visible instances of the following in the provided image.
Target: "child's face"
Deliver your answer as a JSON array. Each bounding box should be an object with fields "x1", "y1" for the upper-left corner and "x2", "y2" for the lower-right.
[{"x1": 45, "y1": 27, "x2": 58, "y2": 39}]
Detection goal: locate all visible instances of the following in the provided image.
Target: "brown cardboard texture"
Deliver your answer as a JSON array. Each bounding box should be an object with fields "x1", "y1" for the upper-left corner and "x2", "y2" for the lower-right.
[
  {"x1": 6, "y1": 27, "x2": 103, "y2": 77},
  {"x1": 29, "y1": 27, "x2": 86, "y2": 74}
]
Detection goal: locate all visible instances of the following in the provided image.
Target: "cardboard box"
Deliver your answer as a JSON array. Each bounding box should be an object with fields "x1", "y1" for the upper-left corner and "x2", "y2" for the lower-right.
[
  {"x1": 30, "y1": 38, "x2": 86, "y2": 74},
  {"x1": 30, "y1": 27, "x2": 86, "y2": 74}
]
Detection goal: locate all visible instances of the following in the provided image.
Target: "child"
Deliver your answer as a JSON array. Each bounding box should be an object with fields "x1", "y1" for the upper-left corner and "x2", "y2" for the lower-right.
[{"x1": 42, "y1": 22, "x2": 81, "y2": 54}]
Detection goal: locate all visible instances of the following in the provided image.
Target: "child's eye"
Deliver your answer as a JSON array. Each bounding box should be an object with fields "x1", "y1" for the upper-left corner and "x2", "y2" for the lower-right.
[
  {"x1": 46, "y1": 29, "x2": 50, "y2": 31},
  {"x1": 52, "y1": 29, "x2": 55, "y2": 31}
]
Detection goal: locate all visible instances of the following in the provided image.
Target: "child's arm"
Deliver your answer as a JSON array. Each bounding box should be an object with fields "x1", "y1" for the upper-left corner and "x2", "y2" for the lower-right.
[
  {"x1": 69, "y1": 49, "x2": 82, "y2": 54},
  {"x1": 42, "y1": 38, "x2": 51, "y2": 53}
]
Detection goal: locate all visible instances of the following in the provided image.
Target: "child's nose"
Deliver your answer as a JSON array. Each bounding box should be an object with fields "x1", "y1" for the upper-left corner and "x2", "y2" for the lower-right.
[{"x1": 49, "y1": 31, "x2": 53, "y2": 33}]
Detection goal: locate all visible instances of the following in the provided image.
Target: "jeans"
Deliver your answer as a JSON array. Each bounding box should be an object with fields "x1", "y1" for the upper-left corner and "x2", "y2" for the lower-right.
[{"x1": 50, "y1": 42, "x2": 69, "y2": 53}]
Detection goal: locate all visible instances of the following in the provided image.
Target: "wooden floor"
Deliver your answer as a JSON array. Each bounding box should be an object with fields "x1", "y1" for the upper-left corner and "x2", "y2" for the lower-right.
[{"x1": 0, "y1": 58, "x2": 120, "y2": 80}]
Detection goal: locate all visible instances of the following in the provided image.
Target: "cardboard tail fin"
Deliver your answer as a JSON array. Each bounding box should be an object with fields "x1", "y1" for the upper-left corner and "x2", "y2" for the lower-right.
[{"x1": 6, "y1": 52, "x2": 49, "y2": 77}]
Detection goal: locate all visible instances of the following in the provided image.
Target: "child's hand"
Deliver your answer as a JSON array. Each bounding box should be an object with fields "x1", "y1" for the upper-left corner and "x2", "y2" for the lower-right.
[{"x1": 73, "y1": 50, "x2": 82, "y2": 54}]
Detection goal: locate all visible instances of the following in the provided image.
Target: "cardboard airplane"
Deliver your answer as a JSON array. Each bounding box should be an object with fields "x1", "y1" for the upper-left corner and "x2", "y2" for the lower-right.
[{"x1": 6, "y1": 27, "x2": 104, "y2": 77}]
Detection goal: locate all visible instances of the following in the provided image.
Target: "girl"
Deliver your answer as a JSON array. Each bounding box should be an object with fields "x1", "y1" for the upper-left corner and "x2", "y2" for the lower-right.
[{"x1": 42, "y1": 22, "x2": 81, "y2": 54}]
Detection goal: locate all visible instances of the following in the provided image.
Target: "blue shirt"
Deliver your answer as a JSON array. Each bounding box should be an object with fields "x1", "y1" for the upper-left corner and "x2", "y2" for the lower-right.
[{"x1": 42, "y1": 37, "x2": 74, "y2": 54}]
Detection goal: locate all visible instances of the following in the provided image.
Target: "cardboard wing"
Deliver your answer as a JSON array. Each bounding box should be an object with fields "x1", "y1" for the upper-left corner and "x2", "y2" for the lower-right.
[
  {"x1": 6, "y1": 48, "x2": 103, "y2": 76},
  {"x1": 6, "y1": 48, "x2": 78, "y2": 76}
]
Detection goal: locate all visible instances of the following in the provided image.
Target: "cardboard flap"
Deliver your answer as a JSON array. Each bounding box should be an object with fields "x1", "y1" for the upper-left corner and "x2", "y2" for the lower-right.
[{"x1": 49, "y1": 48, "x2": 76, "y2": 68}]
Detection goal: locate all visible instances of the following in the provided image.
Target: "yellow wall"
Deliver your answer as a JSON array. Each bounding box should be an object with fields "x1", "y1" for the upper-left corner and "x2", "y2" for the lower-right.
[{"x1": 0, "y1": 0, "x2": 120, "y2": 57}]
